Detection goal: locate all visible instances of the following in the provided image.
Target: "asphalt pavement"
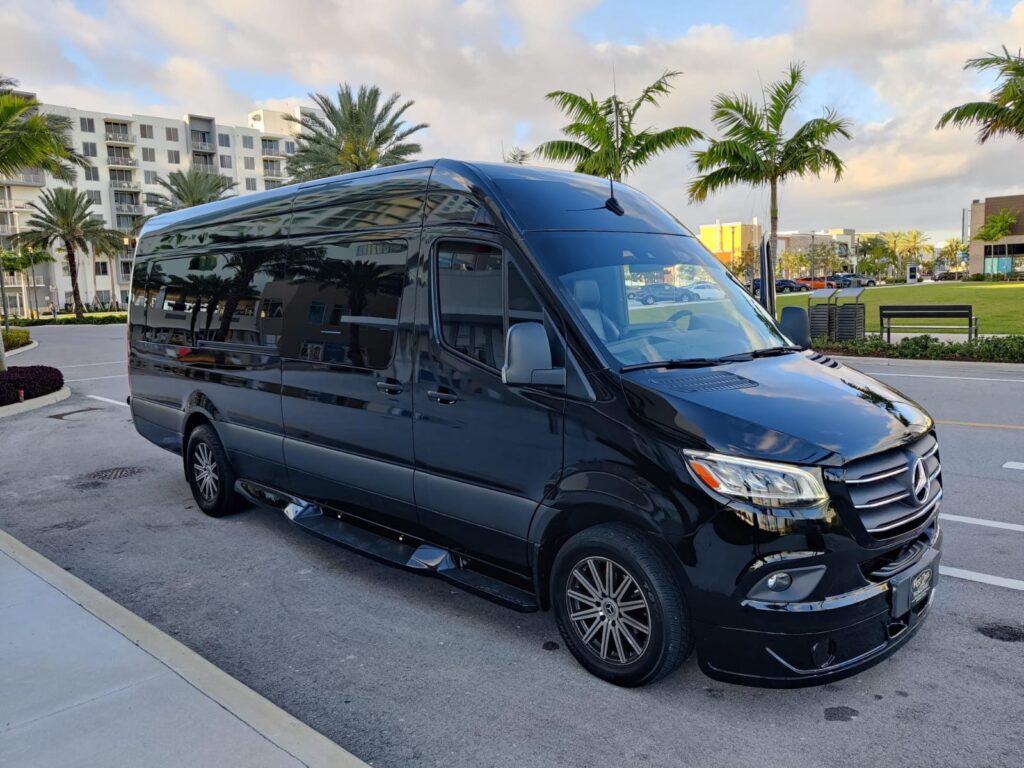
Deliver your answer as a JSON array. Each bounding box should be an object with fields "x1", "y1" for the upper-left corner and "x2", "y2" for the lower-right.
[{"x1": 2, "y1": 324, "x2": 1023, "y2": 768}]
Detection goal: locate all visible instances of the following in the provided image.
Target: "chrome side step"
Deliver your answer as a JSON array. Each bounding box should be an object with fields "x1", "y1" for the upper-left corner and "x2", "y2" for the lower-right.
[{"x1": 234, "y1": 480, "x2": 538, "y2": 612}]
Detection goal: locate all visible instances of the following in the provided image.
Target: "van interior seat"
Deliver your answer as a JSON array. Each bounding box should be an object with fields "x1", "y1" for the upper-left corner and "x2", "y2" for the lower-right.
[{"x1": 573, "y1": 279, "x2": 620, "y2": 342}]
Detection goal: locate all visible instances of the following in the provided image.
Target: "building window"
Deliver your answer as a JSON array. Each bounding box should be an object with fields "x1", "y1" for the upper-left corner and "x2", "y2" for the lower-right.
[
  {"x1": 85, "y1": 190, "x2": 101, "y2": 204},
  {"x1": 242, "y1": 135, "x2": 254, "y2": 150},
  {"x1": 243, "y1": 156, "x2": 255, "y2": 170},
  {"x1": 140, "y1": 124, "x2": 154, "y2": 139},
  {"x1": 167, "y1": 150, "x2": 180, "y2": 164},
  {"x1": 96, "y1": 290, "x2": 111, "y2": 304},
  {"x1": 218, "y1": 133, "x2": 230, "y2": 147},
  {"x1": 80, "y1": 117, "x2": 95, "y2": 133},
  {"x1": 82, "y1": 142, "x2": 97, "y2": 157},
  {"x1": 219, "y1": 154, "x2": 232, "y2": 169},
  {"x1": 84, "y1": 167, "x2": 100, "y2": 182},
  {"x1": 64, "y1": 291, "x2": 73, "y2": 305},
  {"x1": 145, "y1": 192, "x2": 161, "y2": 206},
  {"x1": 62, "y1": 262, "x2": 70, "y2": 276},
  {"x1": 142, "y1": 147, "x2": 155, "y2": 162},
  {"x1": 120, "y1": 289, "x2": 130, "y2": 305},
  {"x1": 144, "y1": 170, "x2": 159, "y2": 184},
  {"x1": 165, "y1": 127, "x2": 179, "y2": 142},
  {"x1": 245, "y1": 177, "x2": 257, "y2": 191},
  {"x1": 95, "y1": 261, "x2": 109, "y2": 276}
]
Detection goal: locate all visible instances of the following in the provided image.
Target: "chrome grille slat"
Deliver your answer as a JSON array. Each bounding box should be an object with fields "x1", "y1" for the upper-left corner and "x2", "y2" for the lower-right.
[
  {"x1": 845, "y1": 465, "x2": 907, "y2": 485},
  {"x1": 854, "y1": 490, "x2": 911, "y2": 509},
  {"x1": 866, "y1": 491, "x2": 942, "y2": 534}
]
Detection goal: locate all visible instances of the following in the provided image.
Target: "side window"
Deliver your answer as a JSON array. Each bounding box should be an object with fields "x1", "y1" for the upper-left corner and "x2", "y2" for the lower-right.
[
  {"x1": 436, "y1": 242, "x2": 504, "y2": 369},
  {"x1": 277, "y1": 239, "x2": 408, "y2": 369},
  {"x1": 508, "y1": 260, "x2": 543, "y2": 327}
]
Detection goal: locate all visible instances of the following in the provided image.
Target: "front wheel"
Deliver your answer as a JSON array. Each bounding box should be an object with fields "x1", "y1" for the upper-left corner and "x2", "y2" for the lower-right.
[
  {"x1": 552, "y1": 524, "x2": 692, "y2": 687},
  {"x1": 185, "y1": 424, "x2": 243, "y2": 517},
  {"x1": 642, "y1": 295, "x2": 655, "y2": 305}
]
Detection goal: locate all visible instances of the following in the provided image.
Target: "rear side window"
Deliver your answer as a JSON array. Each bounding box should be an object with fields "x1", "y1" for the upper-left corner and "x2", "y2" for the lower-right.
[{"x1": 435, "y1": 242, "x2": 543, "y2": 370}]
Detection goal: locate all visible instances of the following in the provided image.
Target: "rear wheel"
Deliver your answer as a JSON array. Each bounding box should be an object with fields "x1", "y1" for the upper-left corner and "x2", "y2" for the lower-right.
[
  {"x1": 552, "y1": 524, "x2": 692, "y2": 687},
  {"x1": 185, "y1": 424, "x2": 243, "y2": 517},
  {"x1": 642, "y1": 295, "x2": 655, "y2": 305}
]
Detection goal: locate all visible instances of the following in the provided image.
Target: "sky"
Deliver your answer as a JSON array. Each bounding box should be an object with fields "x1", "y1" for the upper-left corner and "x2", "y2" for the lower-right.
[{"x1": 5, "y1": 0, "x2": 1024, "y2": 244}]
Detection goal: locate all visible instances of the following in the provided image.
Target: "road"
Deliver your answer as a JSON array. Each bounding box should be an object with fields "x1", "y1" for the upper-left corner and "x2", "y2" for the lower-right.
[{"x1": 3, "y1": 325, "x2": 1023, "y2": 768}]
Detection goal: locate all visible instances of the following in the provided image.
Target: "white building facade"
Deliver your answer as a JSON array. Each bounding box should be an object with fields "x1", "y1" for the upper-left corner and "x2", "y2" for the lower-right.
[{"x1": 0, "y1": 102, "x2": 311, "y2": 317}]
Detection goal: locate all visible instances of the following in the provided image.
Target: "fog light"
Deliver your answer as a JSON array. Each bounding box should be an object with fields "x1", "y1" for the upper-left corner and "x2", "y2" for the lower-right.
[{"x1": 767, "y1": 572, "x2": 792, "y2": 592}]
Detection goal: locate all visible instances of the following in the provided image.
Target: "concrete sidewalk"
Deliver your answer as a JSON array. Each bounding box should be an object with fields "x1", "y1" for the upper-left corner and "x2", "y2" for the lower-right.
[{"x1": 0, "y1": 529, "x2": 368, "y2": 768}]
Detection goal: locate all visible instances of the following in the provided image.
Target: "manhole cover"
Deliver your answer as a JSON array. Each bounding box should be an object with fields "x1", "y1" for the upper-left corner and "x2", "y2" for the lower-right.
[
  {"x1": 80, "y1": 466, "x2": 146, "y2": 482},
  {"x1": 977, "y1": 623, "x2": 1024, "y2": 643}
]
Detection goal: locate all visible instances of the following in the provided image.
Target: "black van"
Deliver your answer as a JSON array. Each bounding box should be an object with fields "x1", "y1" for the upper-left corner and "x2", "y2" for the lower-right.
[{"x1": 128, "y1": 160, "x2": 942, "y2": 688}]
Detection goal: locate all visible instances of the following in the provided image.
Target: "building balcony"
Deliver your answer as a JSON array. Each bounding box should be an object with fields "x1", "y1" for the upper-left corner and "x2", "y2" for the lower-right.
[
  {"x1": 0, "y1": 273, "x2": 47, "y2": 288},
  {"x1": 0, "y1": 170, "x2": 45, "y2": 186},
  {"x1": 261, "y1": 145, "x2": 286, "y2": 158},
  {"x1": 115, "y1": 203, "x2": 145, "y2": 215},
  {"x1": 192, "y1": 163, "x2": 219, "y2": 174},
  {"x1": 110, "y1": 180, "x2": 141, "y2": 191},
  {"x1": 106, "y1": 156, "x2": 138, "y2": 168},
  {"x1": 0, "y1": 199, "x2": 31, "y2": 211},
  {"x1": 191, "y1": 140, "x2": 216, "y2": 153},
  {"x1": 105, "y1": 131, "x2": 136, "y2": 144},
  {"x1": 0, "y1": 224, "x2": 17, "y2": 235}
]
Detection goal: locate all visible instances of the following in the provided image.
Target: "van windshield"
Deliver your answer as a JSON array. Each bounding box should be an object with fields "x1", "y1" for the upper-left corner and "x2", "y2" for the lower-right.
[{"x1": 527, "y1": 232, "x2": 792, "y2": 368}]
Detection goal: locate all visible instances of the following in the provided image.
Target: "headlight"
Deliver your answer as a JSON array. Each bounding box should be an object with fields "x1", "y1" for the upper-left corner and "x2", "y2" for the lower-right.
[{"x1": 683, "y1": 450, "x2": 827, "y2": 509}]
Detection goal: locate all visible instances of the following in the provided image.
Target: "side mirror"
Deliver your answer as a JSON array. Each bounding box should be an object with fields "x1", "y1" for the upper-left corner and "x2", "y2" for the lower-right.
[
  {"x1": 779, "y1": 306, "x2": 812, "y2": 350},
  {"x1": 502, "y1": 322, "x2": 566, "y2": 388}
]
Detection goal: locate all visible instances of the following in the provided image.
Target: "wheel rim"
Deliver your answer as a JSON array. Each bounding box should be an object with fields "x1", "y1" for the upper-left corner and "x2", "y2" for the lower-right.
[
  {"x1": 566, "y1": 556, "x2": 651, "y2": 665},
  {"x1": 193, "y1": 442, "x2": 219, "y2": 502}
]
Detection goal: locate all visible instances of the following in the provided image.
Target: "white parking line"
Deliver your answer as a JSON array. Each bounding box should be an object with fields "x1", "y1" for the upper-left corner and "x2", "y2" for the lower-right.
[
  {"x1": 940, "y1": 513, "x2": 1024, "y2": 533},
  {"x1": 61, "y1": 360, "x2": 127, "y2": 369},
  {"x1": 1003, "y1": 461, "x2": 1024, "y2": 471},
  {"x1": 864, "y1": 372, "x2": 1024, "y2": 384},
  {"x1": 65, "y1": 374, "x2": 128, "y2": 383},
  {"x1": 86, "y1": 395, "x2": 130, "y2": 408},
  {"x1": 940, "y1": 566, "x2": 1024, "y2": 592}
]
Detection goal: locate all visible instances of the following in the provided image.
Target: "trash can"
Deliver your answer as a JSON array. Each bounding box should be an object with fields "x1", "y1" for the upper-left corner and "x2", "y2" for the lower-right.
[
  {"x1": 806, "y1": 288, "x2": 838, "y2": 340},
  {"x1": 834, "y1": 288, "x2": 866, "y2": 341}
]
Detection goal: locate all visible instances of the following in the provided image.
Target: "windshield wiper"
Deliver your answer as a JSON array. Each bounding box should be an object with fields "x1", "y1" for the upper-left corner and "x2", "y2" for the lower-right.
[
  {"x1": 620, "y1": 358, "x2": 728, "y2": 372},
  {"x1": 746, "y1": 345, "x2": 802, "y2": 358}
]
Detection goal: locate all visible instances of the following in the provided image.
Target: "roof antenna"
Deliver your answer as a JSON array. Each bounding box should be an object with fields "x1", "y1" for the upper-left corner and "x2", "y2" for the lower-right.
[{"x1": 605, "y1": 63, "x2": 625, "y2": 216}]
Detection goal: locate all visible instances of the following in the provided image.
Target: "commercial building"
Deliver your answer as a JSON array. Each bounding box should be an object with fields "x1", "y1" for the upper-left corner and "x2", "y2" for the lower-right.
[
  {"x1": 968, "y1": 194, "x2": 1024, "y2": 275},
  {"x1": 697, "y1": 218, "x2": 762, "y2": 270},
  {"x1": 0, "y1": 99, "x2": 315, "y2": 317}
]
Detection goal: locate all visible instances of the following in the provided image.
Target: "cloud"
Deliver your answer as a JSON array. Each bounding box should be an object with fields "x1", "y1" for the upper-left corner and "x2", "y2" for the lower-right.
[{"x1": 6, "y1": 0, "x2": 1024, "y2": 240}]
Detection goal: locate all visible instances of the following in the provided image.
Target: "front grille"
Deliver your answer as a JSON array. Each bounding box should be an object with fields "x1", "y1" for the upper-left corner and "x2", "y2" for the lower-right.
[
  {"x1": 841, "y1": 433, "x2": 942, "y2": 537},
  {"x1": 860, "y1": 533, "x2": 930, "y2": 582}
]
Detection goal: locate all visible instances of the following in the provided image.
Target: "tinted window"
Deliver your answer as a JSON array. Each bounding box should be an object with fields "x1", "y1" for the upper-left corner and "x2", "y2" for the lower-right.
[
  {"x1": 436, "y1": 242, "x2": 503, "y2": 369},
  {"x1": 276, "y1": 239, "x2": 408, "y2": 369}
]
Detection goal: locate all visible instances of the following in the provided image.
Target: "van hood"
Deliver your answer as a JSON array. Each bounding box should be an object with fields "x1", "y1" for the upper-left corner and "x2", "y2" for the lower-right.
[{"x1": 620, "y1": 352, "x2": 932, "y2": 466}]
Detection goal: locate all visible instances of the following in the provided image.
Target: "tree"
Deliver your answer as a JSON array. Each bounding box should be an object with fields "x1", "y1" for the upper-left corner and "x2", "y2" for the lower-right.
[
  {"x1": 689, "y1": 62, "x2": 851, "y2": 263},
  {"x1": 975, "y1": 208, "x2": 1017, "y2": 242},
  {"x1": 857, "y1": 235, "x2": 896, "y2": 277},
  {"x1": 150, "y1": 169, "x2": 237, "y2": 214},
  {"x1": 898, "y1": 230, "x2": 933, "y2": 273},
  {"x1": 17, "y1": 188, "x2": 121, "y2": 319},
  {"x1": 937, "y1": 46, "x2": 1024, "y2": 143},
  {"x1": 939, "y1": 237, "x2": 965, "y2": 270},
  {"x1": 806, "y1": 241, "x2": 840, "y2": 277},
  {"x1": 779, "y1": 249, "x2": 809, "y2": 278},
  {"x1": 536, "y1": 70, "x2": 701, "y2": 181},
  {"x1": 503, "y1": 146, "x2": 531, "y2": 164},
  {"x1": 0, "y1": 246, "x2": 53, "y2": 318},
  {"x1": 0, "y1": 75, "x2": 89, "y2": 182},
  {"x1": 285, "y1": 84, "x2": 428, "y2": 182}
]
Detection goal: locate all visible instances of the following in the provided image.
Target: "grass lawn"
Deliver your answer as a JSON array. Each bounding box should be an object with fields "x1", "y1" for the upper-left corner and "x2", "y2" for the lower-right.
[{"x1": 775, "y1": 282, "x2": 1024, "y2": 335}]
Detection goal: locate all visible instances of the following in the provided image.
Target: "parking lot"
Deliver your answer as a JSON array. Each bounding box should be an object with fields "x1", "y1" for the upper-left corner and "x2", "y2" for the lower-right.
[{"x1": 3, "y1": 324, "x2": 1023, "y2": 768}]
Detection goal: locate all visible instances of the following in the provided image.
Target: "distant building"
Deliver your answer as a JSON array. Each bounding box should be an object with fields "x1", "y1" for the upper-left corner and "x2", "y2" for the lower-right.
[
  {"x1": 968, "y1": 194, "x2": 1024, "y2": 274},
  {"x1": 697, "y1": 218, "x2": 762, "y2": 269}
]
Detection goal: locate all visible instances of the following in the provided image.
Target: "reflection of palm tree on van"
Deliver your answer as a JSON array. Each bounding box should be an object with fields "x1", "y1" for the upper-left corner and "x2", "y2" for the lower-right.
[
  {"x1": 315, "y1": 258, "x2": 394, "y2": 368},
  {"x1": 217, "y1": 252, "x2": 268, "y2": 339}
]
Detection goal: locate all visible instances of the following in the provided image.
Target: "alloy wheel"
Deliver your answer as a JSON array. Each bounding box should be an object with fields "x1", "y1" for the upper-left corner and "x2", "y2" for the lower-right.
[
  {"x1": 566, "y1": 556, "x2": 651, "y2": 665},
  {"x1": 193, "y1": 442, "x2": 220, "y2": 502}
]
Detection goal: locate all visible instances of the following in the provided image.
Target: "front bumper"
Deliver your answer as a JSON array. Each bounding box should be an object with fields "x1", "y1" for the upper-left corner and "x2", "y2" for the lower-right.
[{"x1": 694, "y1": 544, "x2": 940, "y2": 688}]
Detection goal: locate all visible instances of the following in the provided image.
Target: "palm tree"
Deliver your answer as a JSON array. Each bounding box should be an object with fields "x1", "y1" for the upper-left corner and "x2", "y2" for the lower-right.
[
  {"x1": 536, "y1": 71, "x2": 700, "y2": 181},
  {"x1": 688, "y1": 63, "x2": 851, "y2": 262},
  {"x1": 937, "y1": 47, "x2": 1024, "y2": 142},
  {"x1": 939, "y1": 237, "x2": 965, "y2": 270},
  {"x1": 18, "y1": 188, "x2": 121, "y2": 319},
  {"x1": 285, "y1": 84, "x2": 428, "y2": 182},
  {"x1": 149, "y1": 169, "x2": 237, "y2": 214},
  {"x1": 503, "y1": 146, "x2": 531, "y2": 165},
  {"x1": 898, "y1": 230, "x2": 933, "y2": 275},
  {"x1": 0, "y1": 75, "x2": 89, "y2": 182},
  {"x1": 0, "y1": 246, "x2": 53, "y2": 318}
]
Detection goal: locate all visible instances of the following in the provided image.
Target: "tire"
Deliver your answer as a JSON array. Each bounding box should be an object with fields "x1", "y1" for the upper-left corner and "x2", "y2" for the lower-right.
[
  {"x1": 185, "y1": 423, "x2": 243, "y2": 517},
  {"x1": 642, "y1": 296, "x2": 655, "y2": 305},
  {"x1": 551, "y1": 524, "x2": 692, "y2": 687}
]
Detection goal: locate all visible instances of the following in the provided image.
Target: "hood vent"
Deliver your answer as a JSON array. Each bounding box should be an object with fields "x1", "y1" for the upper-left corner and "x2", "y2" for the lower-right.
[
  {"x1": 809, "y1": 352, "x2": 841, "y2": 368},
  {"x1": 647, "y1": 371, "x2": 757, "y2": 393}
]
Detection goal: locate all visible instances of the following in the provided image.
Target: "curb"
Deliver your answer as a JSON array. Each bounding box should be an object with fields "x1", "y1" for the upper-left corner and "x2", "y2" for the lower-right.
[
  {"x1": 830, "y1": 355, "x2": 1024, "y2": 373},
  {"x1": 0, "y1": 527, "x2": 369, "y2": 768},
  {"x1": 0, "y1": 385, "x2": 71, "y2": 419},
  {"x1": 5, "y1": 340, "x2": 39, "y2": 356}
]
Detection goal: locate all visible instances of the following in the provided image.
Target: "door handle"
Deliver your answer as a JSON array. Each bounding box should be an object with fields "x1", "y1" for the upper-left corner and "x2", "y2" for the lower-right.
[
  {"x1": 427, "y1": 389, "x2": 458, "y2": 405},
  {"x1": 376, "y1": 381, "x2": 403, "y2": 396}
]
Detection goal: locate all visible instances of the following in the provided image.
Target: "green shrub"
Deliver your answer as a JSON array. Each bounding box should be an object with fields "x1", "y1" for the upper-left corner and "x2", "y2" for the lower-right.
[
  {"x1": 815, "y1": 334, "x2": 1024, "y2": 363},
  {"x1": 968, "y1": 273, "x2": 986, "y2": 281},
  {"x1": 10, "y1": 313, "x2": 127, "y2": 327},
  {"x1": 1, "y1": 328, "x2": 31, "y2": 350}
]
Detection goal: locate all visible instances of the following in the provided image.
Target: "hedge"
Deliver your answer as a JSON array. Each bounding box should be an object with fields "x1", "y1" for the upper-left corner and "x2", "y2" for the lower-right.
[
  {"x1": 815, "y1": 334, "x2": 1024, "y2": 363},
  {"x1": 2, "y1": 328, "x2": 31, "y2": 350},
  {"x1": 10, "y1": 313, "x2": 127, "y2": 327},
  {"x1": 0, "y1": 365, "x2": 64, "y2": 406}
]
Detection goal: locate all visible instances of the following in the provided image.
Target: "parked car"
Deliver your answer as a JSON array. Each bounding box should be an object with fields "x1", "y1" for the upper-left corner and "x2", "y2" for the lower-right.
[
  {"x1": 633, "y1": 282, "x2": 698, "y2": 305},
  {"x1": 841, "y1": 273, "x2": 877, "y2": 287},
  {"x1": 130, "y1": 160, "x2": 942, "y2": 689},
  {"x1": 795, "y1": 276, "x2": 834, "y2": 289},
  {"x1": 770, "y1": 278, "x2": 810, "y2": 293},
  {"x1": 686, "y1": 280, "x2": 726, "y2": 300},
  {"x1": 934, "y1": 271, "x2": 961, "y2": 281},
  {"x1": 826, "y1": 274, "x2": 853, "y2": 288}
]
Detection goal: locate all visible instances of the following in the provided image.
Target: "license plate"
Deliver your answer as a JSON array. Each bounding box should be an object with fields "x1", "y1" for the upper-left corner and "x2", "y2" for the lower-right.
[
  {"x1": 911, "y1": 567, "x2": 933, "y2": 603},
  {"x1": 889, "y1": 547, "x2": 939, "y2": 618}
]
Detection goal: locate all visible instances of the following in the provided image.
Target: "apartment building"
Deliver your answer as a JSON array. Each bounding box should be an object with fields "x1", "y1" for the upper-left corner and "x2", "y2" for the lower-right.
[
  {"x1": 0, "y1": 102, "x2": 312, "y2": 316},
  {"x1": 968, "y1": 194, "x2": 1024, "y2": 275},
  {"x1": 697, "y1": 218, "x2": 763, "y2": 270}
]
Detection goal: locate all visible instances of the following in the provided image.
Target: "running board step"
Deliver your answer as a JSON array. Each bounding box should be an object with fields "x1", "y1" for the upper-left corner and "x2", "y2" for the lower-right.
[{"x1": 235, "y1": 480, "x2": 538, "y2": 612}]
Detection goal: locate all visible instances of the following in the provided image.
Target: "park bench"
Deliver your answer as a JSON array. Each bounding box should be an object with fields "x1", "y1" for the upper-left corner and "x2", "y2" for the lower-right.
[{"x1": 879, "y1": 305, "x2": 979, "y2": 342}]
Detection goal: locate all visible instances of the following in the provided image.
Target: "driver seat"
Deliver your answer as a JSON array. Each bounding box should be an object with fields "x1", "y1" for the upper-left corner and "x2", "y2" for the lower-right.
[{"x1": 573, "y1": 279, "x2": 621, "y2": 342}]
